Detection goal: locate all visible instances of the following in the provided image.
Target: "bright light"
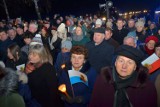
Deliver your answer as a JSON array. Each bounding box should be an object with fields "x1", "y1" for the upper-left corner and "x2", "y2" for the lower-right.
[
  {"x1": 124, "y1": 13, "x2": 128, "y2": 16},
  {"x1": 102, "y1": 17, "x2": 106, "y2": 21},
  {"x1": 119, "y1": 13, "x2": 123, "y2": 16},
  {"x1": 155, "y1": 11, "x2": 160, "y2": 14},
  {"x1": 143, "y1": 10, "x2": 147, "y2": 13}
]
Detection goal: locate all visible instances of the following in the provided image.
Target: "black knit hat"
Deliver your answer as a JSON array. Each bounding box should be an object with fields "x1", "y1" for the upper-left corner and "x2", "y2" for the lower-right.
[
  {"x1": 115, "y1": 45, "x2": 144, "y2": 65},
  {"x1": 94, "y1": 27, "x2": 105, "y2": 34}
]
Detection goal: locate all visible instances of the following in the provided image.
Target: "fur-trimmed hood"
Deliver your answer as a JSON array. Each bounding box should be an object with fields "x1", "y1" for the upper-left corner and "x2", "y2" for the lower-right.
[
  {"x1": 101, "y1": 66, "x2": 149, "y2": 87},
  {"x1": 0, "y1": 68, "x2": 18, "y2": 96}
]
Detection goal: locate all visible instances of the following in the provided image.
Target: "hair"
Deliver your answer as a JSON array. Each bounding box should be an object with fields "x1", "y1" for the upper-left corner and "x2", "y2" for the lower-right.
[
  {"x1": 105, "y1": 27, "x2": 113, "y2": 33},
  {"x1": 70, "y1": 45, "x2": 88, "y2": 59},
  {"x1": 23, "y1": 31, "x2": 34, "y2": 39},
  {"x1": 8, "y1": 43, "x2": 21, "y2": 61},
  {"x1": 123, "y1": 36, "x2": 137, "y2": 44},
  {"x1": 155, "y1": 42, "x2": 160, "y2": 48},
  {"x1": 29, "y1": 44, "x2": 53, "y2": 65},
  {"x1": 0, "y1": 28, "x2": 7, "y2": 33}
]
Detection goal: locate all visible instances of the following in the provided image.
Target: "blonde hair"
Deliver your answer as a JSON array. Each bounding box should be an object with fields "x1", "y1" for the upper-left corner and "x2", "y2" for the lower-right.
[{"x1": 29, "y1": 44, "x2": 53, "y2": 65}]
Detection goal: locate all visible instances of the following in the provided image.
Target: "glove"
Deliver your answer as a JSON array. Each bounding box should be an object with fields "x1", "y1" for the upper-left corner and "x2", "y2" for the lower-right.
[{"x1": 74, "y1": 96, "x2": 84, "y2": 104}]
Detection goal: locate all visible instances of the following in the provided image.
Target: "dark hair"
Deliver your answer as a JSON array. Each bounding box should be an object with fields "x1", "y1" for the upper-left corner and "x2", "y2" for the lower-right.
[
  {"x1": 155, "y1": 42, "x2": 160, "y2": 48},
  {"x1": 8, "y1": 43, "x2": 21, "y2": 61},
  {"x1": 70, "y1": 45, "x2": 88, "y2": 59},
  {"x1": 0, "y1": 28, "x2": 7, "y2": 33},
  {"x1": 23, "y1": 31, "x2": 34, "y2": 39}
]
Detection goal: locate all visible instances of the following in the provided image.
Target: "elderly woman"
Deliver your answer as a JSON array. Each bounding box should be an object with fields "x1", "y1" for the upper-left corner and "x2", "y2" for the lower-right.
[
  {"x1": 25, "y1": 44, "x2": 63, "y2": 107},
  {"x1": 72, "y1": 26, "x2": 90, "y2": 46},
  {"x1": 138, "y1": 35, "x2": 158, "y2": 58},
  {"x1": 58, "y1": 45, "x2": 97, "y2": 107},
  {"x1": 89, "y1": 45, "x2": 157, "y2": 107}
]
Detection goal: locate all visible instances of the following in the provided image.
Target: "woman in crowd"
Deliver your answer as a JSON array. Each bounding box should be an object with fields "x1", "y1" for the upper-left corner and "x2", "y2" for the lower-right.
[
  {"x1": 138, "y1": 35, "x2": 159, "y2": 58},
  {"x1": 58, "y1": 45, "x2": 97, "y2": 107},
  {"x1": 25, "y1": 44, "x2": 63, "y2": 107},
  {"x1": 0, "y1": 66, "x2": 25, "y2": 107},
  {"x1": 89, "y1": 45, "x2": 157, "y2": 107},
  {"x1": 72, "y1": 26, "x2": 90, "y2": 46},
  {"x1": 6, "y1": 43, "x2": 28, "y2": 70}
]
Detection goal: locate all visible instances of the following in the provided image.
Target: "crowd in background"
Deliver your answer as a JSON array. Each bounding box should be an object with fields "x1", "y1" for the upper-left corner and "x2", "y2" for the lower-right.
[{"x1": 0, "y1": 13, "x2": 160, "y2": 107}]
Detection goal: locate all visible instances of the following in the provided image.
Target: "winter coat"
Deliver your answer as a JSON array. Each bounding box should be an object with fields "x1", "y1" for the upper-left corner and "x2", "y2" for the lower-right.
[
  {"x1": 58, "y1": 62, "x2": 98, "y2": 107},
  {"x1": 5, "y1": 52, "x2": 28, "y2": 70},
  {"x1": 28, "y1": 62, "x2": 63, "y2": 107},
  {"x1": 86, "y1": 40, "x2": 114, "y2": 73},
  {"x1": 89, "y1": 67, "x2": 157, "y2": 107},
  {"x1": 0, "y1": 68, "x2": 25, "y2": 107}
]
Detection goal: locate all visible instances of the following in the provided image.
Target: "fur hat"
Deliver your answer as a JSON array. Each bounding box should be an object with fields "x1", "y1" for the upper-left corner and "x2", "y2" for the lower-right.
[
  {"x1": 115, "y1": 45, "x2": 144, "y2": 65},
  {"x1": 57, "y1": 23, "x2": 66, "y2": 33},
  {"x1": 96, "y1": 19, "x2": 102, "y2": 26},
  {"x1": 30, "y1": 34, "x2": 43, "y2": 46},
  {"x1": 145, "y1": 36, "x2": 158, "y2": 43},
  {"x1": 61, "y1": 40, "x2": 72, "y2": 50}
]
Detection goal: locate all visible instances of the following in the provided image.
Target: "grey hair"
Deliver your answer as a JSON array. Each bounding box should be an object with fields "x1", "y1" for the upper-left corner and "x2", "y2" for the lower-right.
[{"x1": 123, "y1": 36, "x2": 137, "y2": 45}]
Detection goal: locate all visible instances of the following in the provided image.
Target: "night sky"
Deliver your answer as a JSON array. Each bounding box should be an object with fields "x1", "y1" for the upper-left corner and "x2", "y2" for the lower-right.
[{"x1": 0, "y1": 0, "x2": 159, "y2": 20}]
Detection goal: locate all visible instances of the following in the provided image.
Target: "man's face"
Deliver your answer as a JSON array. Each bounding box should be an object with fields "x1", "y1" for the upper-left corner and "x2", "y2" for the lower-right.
[{"x1": 93, "y1": 32, "x2": 104, "y2": 45}]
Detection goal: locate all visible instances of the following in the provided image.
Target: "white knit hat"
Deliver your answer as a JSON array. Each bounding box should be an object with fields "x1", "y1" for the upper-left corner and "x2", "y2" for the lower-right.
[{"x1": 30, "y1": 34, "x2": 43, "y2": 46}]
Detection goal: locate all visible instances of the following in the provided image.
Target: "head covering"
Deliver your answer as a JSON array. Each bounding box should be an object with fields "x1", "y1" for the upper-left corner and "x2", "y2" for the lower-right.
[
  {"x1": 30, "y1": 34, "x2": 43, "y2": 46},
  {"x1": 145, "y1": 36, "x2": 158, "y2": 43},
  {"x1": 127, "y1": 31, "x2": 136, "y2": 37},
  {"x1": 94, "y1": 27, "x2": 105, "y2": 34},
  {"x1": 57, "y1": 23, "x2": 66, "y2": 33},
  {"x1": 61, "y1": 40, "x2": 72, "y2": 50},
  {"x1": 95, "y1": 19, "x2": 102, "y2": 26},
  {"x1": 115, "y1": 45, "x2": 144, "y2": 65}
]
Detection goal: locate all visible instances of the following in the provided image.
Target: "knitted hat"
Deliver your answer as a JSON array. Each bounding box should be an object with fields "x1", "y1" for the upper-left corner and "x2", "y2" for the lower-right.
[
  {"x1": 145, "y1": 36, "x2": 159, "y2": 43},
  {"x1": 115, "y1": 45, "x2": 144, "y2": 65},
  {"x1": 61, "y1": 40, "x2": 72, "y2": 50},
  {"x1": 57, "y1": 23, "x2": 66, "y2": 33},
  {"x1": 127, "y1": 31, "x2": 136, "y2": 37},
  {"x1": 30, "y1": 34, "x2": 43, "y2": 46},
  {"x1": 96, "y1": 19, "x2": 102, "y2": 26}
]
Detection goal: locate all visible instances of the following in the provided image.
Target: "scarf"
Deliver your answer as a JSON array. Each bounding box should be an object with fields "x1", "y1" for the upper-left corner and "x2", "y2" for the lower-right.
[
  {"x1": 144, "y1": 45, "x2": 154, "y2": 56},
  {"x1": 112, "y1": 67, "x2": 137, "y2": 107}
]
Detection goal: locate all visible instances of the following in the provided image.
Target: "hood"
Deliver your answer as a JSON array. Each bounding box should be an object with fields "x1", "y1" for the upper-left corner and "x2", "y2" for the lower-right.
[{"x1": 0, "y1": 68, "x2": 18, "y2": 96}]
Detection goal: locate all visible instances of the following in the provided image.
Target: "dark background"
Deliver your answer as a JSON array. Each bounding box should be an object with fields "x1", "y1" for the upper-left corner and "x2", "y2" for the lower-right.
[{"x1": 0, "y1": 0, "x2": 160, "y2": 20}]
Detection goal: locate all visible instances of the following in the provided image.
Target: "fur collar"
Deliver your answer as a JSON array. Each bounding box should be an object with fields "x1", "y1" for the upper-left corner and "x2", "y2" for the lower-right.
[
  {"x1": 101, "y1": 66, "x2": 148, "y2": 87},
  {"x1": 0, "y1": 68, "x2": 18, "y2": 96}
]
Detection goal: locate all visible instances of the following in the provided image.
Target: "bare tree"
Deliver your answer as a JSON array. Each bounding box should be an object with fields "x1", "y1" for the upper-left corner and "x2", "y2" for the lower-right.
[{"x1": 2, "y1": 0, "x2": 10, "y2": 20}]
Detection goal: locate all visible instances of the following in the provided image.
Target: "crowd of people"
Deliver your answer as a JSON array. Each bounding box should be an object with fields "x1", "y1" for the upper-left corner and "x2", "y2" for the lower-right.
[{"x1": 0, "y1": 13, "x2": 160, "y2": 107}]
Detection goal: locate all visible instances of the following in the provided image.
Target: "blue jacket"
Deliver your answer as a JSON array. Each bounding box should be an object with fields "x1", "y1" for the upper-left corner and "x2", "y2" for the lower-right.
[{"x1": 58, "y1": 62, "x2": 98, "y2": 107}]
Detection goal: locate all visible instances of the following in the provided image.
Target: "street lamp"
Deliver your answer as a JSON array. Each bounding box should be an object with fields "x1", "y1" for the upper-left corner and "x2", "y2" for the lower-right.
[{"x1": 99, "y1": 1, "x2": 113, "y2": 19}]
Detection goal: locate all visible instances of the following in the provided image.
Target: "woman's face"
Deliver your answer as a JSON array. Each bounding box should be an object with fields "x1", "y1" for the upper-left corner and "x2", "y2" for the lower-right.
[
  {"x1": 7, "y1": 48, "x2": 14, "y2": 59},
  {"x1": 28, "y1": 52, "x2": 41, "y2": 64},
  {"x1": 146, "y1": 40, "x2": 156, "y2": 50},
  {"x1": 136, "y1": 26, "x2": 143, "y2": 32},
  {"x1": 115, "y1": 56, "x2": 136, "y2": 78},
  {"x1": 41, "y1": 29, "x2": 47, "y2": 36},
  {"x1": 71, "y1": 54, "x2": 85, "y2": 70},
  {"x1": 76, "y1": 27, "x2": 82, "y2": 36},
  {"x1": 155, "y1": 47, "x2": 160, "y2": 58}
]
